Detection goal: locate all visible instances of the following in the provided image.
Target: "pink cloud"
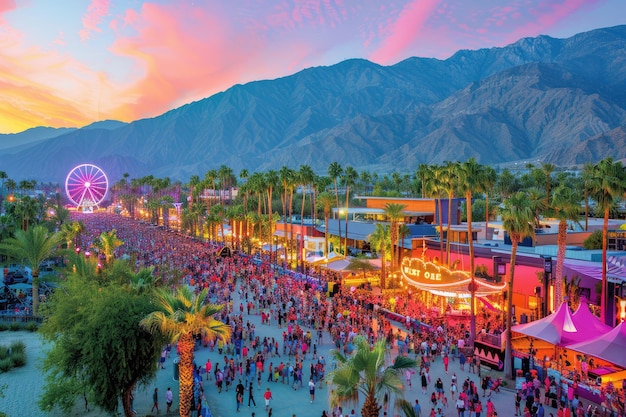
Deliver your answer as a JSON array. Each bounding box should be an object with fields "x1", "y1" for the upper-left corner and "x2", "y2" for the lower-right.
[
  {"x1": 369, "y1": 0, "x2": 441, "y2": 64},
  {"x1": 80, "y1": 0, "x2": 110, "y2": 41},
  {"x1": 266, "y1": 0, "x2": 347, "y2": 31},
  {"x1": 0, "y1": 0, "x2": 16, "y2": 24},
  {"x1": 109, "y1": 3, "x2": 268, "y2": 121}
]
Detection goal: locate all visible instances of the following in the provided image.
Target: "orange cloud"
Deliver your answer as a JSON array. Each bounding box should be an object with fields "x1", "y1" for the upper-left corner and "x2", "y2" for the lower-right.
[
  {"x1": 108, "y1": 3, "x2": 273, "y2": 121},
  {"x1": 0, "y1": 4, "x2": 126, "y2": 133}
]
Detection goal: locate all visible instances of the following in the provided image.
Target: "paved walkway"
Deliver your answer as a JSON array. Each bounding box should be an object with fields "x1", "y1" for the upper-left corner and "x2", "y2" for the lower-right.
[{"x1": 130, "y1": 281, "x2": 558, "y2": 417}]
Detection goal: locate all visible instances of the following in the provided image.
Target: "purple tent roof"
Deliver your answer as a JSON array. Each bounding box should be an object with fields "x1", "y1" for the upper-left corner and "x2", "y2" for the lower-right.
[
  {"x1": 571, "y1": 298, "x2": 612, "y2": 336},
  {"x1": 567, "y1": 322, "x2": 626, "y2": 368},
  {"x1": 512, "y1": 302, "x2": 585, "y2": 346}
]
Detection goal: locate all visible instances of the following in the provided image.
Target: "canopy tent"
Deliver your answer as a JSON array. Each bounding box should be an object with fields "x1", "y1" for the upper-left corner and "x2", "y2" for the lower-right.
[
  {"x1": 567, "y1": 322, "x2": 626, "y2": 368},
  {"x1": 512, "y1": 302, "x2": 587, "y2": 346},
  {"x1": 571, "y1": 298, "x2": 612, "y2": 335}
]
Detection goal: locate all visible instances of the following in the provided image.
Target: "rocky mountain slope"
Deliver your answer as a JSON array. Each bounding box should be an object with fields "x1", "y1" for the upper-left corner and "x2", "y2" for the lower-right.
[{"x1": 1, "y1": 25, "x2": 626, "y2": 183}]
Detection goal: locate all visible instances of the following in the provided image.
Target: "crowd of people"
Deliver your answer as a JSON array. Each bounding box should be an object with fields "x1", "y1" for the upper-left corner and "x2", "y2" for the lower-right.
[{"x1": 73, "y1": 213, "x2": 527, "y2": 416}]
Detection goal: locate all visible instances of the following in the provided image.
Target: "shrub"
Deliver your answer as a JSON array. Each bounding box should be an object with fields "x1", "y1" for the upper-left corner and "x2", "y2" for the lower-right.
[
  {"x1": 0, "y1": 347, "x2": 8, "y2": 361},
  {"x1": 8, "y1": 323, "x2": 21, "y2": 332},
  {"x1": 0, "y1": 358, "x2": 11, "y2": 373},
  {"x1": 583, "y1": 230, "x2": 603, "y2": 250},
  {"x1": 10, "y1": 341, "x2": 25, "y2": 355},
  {"x1": 24, "y1": 322, "x2": 39, "y2": 332},
  {"x1": 0, "y1": 322, "x2": 8, "y2": 332},
  {"x1": 10, "y1": 352, "x2": 26, "y2": 368}
]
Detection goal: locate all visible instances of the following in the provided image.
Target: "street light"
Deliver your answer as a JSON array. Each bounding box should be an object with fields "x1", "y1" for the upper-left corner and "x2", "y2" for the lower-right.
[{"x1": 540, "y1": 255, "x2": 553, "y2": 317}]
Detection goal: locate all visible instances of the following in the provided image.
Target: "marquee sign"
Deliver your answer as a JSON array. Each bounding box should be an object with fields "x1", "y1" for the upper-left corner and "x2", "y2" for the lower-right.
[{"x1": 401, "y1": 257, "x2": 507, "y2": 297}]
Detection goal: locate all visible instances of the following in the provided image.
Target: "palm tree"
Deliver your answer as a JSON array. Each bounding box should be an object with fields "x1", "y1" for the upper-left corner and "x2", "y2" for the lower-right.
[
  {"x1": 0, "y1": 225, "x2": 61, "y2": 315},
  {"x1": 329, "y1": 335, "x2": 417, "y2": 417},
  {"x1": 369, "y1": 224, "x2": 390, "y2": 289},
  {"x1": 443, "y1": 161, "x2": 460, "y2": 265},
  {"x1": 328, "y1": 162, "x2": 343, "y2": 252},
  {"x1": 317, "y1": 192, "x2": 335, "y2": 258},
  {"x1": 547, "y1": 184, "x2": 582, "y2": 308},
  {"x1": 342, "y1": 166, "x2": 359, "y2": 255},
  {"x1": 397, "y1": 224, "x2": 411, "y2": 267},
  {"x1": 384, "y1": 203, "x2": 406, "y2": 272},
  {"x1": 495, "y1": 168, "x2": 519, "y2": 199},
  {"x1": 589, "y1": 158, "x2": 626, "y2": 324},
  {"x1": 298, "y1": 165, "x2": 315, "y2": 269},
  {"x1": 96, "y1": 229, "x2": 124, "y2": 265},
  {"x1": 416, "y1": 164, "x2": 430, "y2": 197},
  {"x1": 499, "y1": 191, "x2": 535, "y2": 379},
  {"x1": 459, "y1": 158, "x2": 485, "y2": 346},
  {"x1": 141, "y1": 287, "x2": 231, "y2": 417},
  {"x1": 483, "y1": 166, "x2": 497, "y2": 240},
  {"x1": 425, "y1": 164, "x2": 446, "y2": 263},
  {"x1": 541, "y1": 162, "x2": 556, "y2": 204},
  {"x1": 59, "y1": 220, "x2": 85, "y2": 250},
  {"x1": 581, "y1": 163, "x2": 595, "y2": 231}
]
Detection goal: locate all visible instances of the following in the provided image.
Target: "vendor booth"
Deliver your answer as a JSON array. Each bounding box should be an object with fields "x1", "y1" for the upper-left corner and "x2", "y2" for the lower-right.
[{"x1": 512, "y1": 300, "x2": 626, "y2": 415}]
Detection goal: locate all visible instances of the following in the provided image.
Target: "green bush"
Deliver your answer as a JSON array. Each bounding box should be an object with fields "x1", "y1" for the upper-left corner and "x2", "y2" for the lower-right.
[
  {"x1": 0, "y1": 358, "x2": 11, "y2": 373},
  {"x1": 10, "y1": 341, "x2": 25, "y2": 355},
  {"x1": 8, "y1": 323, "x2": 21, "y2": 332},
  {"x1": 10, "y1": 352, "x2": 26, "y2": 367},
  {"x1": 583, "y1": 230, "x2": 603, "y2": 250},
  {"x1": 0, "y1": 322, "x2": 8, "y2": 332},
  {"x1": 0, "y1": 347, "x2": 8, "y2": 360},
  {"x1": 24, "y1": 322, "x2": 39, "y2": 332}
]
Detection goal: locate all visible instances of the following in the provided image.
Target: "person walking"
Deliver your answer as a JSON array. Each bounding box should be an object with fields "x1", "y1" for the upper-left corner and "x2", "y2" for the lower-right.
[
  {"x1": 248, "y1": 382, "x2": 257, "y2": 407},
  {"x1": 165, "y1": 387, "x2": 173, "y2": 413},
  {"x1": 264, "y1": 387, "x2": 273, "y2": 411},
  {"x1": 151, "y1": 387, "x2": 159, "y2": 414},
  {"x1": 309, "y1": 378, "x2": 316, "y2": 403}
]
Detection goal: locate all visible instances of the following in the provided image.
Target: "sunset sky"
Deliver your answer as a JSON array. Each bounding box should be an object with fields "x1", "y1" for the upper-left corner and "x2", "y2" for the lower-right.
[{"x1": 0, "y1": 0, "x2": 623, "y2": 134}]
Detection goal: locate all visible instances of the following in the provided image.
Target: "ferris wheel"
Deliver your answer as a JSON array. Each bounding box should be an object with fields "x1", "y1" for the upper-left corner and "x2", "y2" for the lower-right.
[{"x1": 65, "y1": 164, "x2": 109, "y2": 210}]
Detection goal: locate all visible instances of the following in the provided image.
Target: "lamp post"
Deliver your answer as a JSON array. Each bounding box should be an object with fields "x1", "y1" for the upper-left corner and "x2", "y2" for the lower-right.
[{"x1": 540, "y1": 255, "x2": 553, "y2": 317}]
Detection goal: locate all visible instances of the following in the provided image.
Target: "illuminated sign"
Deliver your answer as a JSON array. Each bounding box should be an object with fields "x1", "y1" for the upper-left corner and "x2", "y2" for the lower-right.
[
  {"x1": 401, "y1": 257, "x2": 507, "y2": 296},
  {"x1": 401, "y1": 258, "x2": 470, "y2": 286}
]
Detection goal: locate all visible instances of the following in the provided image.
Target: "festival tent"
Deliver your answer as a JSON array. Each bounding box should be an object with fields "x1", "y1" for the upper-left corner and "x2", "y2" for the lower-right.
[
  {"x1": 571, "y1": 298, "x2": 612, "y2": 335},
  {"x1": 567, "y1": 322, "x2": 626, "y2": 368},
  {"x1": 511, "y1": 302, "x2": 587, "y2": 346}
]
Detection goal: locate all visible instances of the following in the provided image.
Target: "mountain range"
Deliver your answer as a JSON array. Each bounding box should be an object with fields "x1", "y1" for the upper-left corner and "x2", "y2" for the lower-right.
[{"x1": 2, "y1": 25, "x2": 626, "y2": 184}]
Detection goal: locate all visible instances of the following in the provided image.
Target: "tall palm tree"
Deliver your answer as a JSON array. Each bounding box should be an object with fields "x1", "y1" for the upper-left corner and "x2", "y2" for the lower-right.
[
  {"x1": 329, "y1": 335, "x2": 417, "y2": 417},
  {"x1": 416, "y1": 164, "x2": 430, "y2": 197},
  {"x1": 317, "y1": 192, "x2": 335, "y2": 258},
  {"x1": 0, "y1": 225, "x2": 61, "y2": 315},
  {"x1": 425, "y1": 164, "x2": 446, "y2": 263},
  {"x1": 397, "y1": 224, "x2": 411, "y2": 267},
  {"x1": 383, "y1": 203, "x2": 406, "y2": 272},
  {"x1": 589, "y1": 158, "x2": 626, "y2": 324},
  {"x1": 265, "y1": 170, "x2": 279, "y2": 260},
  {"x1": 369, "y1": 224, "x2": 390, "y2": 289},
  {"x1": 548, "y1": 184, "x2": 582, "y2": 309},
  {"x1": 328, "y1": 162, "x2": 344, "y2": 251},
  {"x1": 483, "y1": 166, "x2": 497, "y2": 240},
  {"x1": 342, "y1": 166, "x2": 358, "y2": 255},
  {"x1": 541, "y1": 162, "x2": 556, "y2": 205},
  {"x1": 459, "y1": 158, "x2": 485, "y2": 346},
  {"x1": 443, "y1": 161, "x2": 460, "y2": 266},
  {"x1": 581, "y1": 162, "x2": 595, "y2": 231},
  {"x1": 499, "y1": 191, "x2": 535, "y2": 379},
  {"x1": 298, "y1": 165, "x2": 315, "y2": 269},
  {"x1": 141, "y1": 287, "x2": 231, "y2": 417}
]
